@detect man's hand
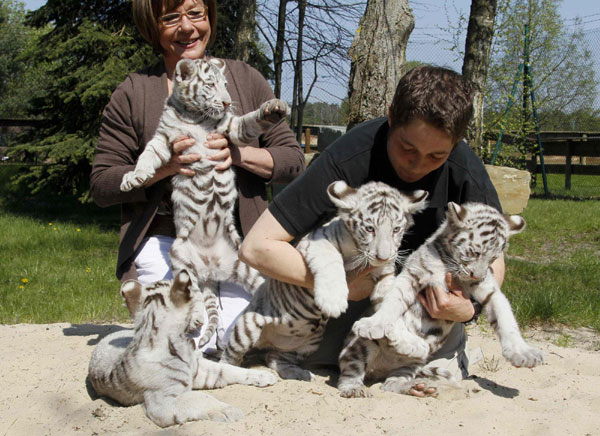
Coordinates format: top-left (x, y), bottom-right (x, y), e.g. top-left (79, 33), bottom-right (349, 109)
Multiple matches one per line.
top-left (346, 267), bottom-right (376, 301)
top-left (417, 273), bottom-right (474, 322)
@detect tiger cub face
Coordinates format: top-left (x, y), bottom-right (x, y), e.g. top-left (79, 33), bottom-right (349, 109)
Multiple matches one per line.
top-left (441, 202), bottom-right (525, 282)
top-left (327, 181), bottom-right (428, 270)
top-left (121, 271), bottom-right (202, 341)
top-left (173, 58), bottom-right (231, 120)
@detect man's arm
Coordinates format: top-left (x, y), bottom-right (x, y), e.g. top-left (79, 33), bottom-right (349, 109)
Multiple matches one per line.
top-left (239, 208), bottom-right (376, 300)
top-left (239, 209), bottom-right (314, 288)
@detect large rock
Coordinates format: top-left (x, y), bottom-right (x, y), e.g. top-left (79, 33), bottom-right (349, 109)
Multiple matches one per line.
top-left (485, 165), bottom-right (531, 214)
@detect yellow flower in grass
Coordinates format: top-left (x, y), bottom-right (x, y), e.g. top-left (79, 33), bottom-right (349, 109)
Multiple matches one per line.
top-left (19, 285), bottom-right (24, 289)
top-left (21, 278), bottom-right (29, 284)
top-left (86, 267), bottom-right (91, 273)
top-left (48, 222), bottom-right (52, 226)
top-left (77, 228), bottom-right (81, 232)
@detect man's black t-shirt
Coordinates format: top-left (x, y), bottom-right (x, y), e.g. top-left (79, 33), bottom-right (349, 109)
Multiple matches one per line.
top-left (270, 117), bottom-right (501, 256)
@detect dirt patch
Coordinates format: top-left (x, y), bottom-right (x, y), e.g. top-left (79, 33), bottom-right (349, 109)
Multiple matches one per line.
top-left (1, 323), bottom-right (598, 435)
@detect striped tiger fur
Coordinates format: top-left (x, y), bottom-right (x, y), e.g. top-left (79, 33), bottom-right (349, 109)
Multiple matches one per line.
top-left (220, 180), bottom-right (428, 381)
top-left (120, 58), bottom-right (288, 346)
top-left (88, 271), bottom-right (277, 428)
top-left (339, 202), bottom-right (545, 398)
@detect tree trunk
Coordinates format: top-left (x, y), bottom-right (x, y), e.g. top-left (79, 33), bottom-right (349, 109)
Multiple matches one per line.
top-left (346, 0), bottom-right (414, 130)
top-left (293, 0), bottom-right (307, 143)
top-left (273, 0), bottom-right (288, 98)
top-left (462, 0), bottom-right (497, 153)
top-left (233, 0), bottom-right (257, 63)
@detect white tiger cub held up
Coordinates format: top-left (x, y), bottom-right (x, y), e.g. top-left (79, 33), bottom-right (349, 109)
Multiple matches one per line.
top-left (339, 202), bottom-right (544, 398)
top-left (120, 58), bottom-right (289, 347)
top-left (88, 271), bottom-right (277, 428)
top-left (220, 181), bottom-right (428, 381)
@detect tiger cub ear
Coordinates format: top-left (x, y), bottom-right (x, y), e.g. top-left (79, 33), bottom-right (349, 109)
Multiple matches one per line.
top-left (406, 190), bottom-right (428, 213)
top-left (175, 58), bottom-right (196, 82)
top-left (504, 214), bottom-right (526, 235)
top-left (208, 58), bottom-right (226, 75)
top-left (170, 270), bottom-right (192, 307)
top-left (120, 280), bottom-right (144, 317)
top-left (446, 202), bottom-right (468, 226)
top-left (327, 180), bottom-right (357, 211)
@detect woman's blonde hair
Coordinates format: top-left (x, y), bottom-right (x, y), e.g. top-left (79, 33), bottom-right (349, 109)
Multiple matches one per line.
top-left (132, 0), bottom-right (217, 52)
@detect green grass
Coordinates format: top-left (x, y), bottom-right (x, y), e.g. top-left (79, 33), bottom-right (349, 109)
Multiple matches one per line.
top-left (502, 198), bottom-right (600, 331)
top-left (0, 164), bottom-right (599, 331)
top-left (0, 211), bottom-right (127, 323)
top-left (0, 165), bottom-right (127, 323)
top-left (531, 173), bottom-right (600, 199)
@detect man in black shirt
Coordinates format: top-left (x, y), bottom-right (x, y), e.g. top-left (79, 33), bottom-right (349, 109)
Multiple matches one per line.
top-left (239, 66), bottom-right (503, 395)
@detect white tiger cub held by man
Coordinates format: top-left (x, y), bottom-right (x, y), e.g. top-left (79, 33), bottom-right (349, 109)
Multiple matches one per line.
top-left (120, 57), bottom-right (289, 347)
top-left (339, 202), bottom-right (545, 398)
top-left (88, 271), bottom-right (277, 428)
top-left (221, 180), bottom-right (428, 381)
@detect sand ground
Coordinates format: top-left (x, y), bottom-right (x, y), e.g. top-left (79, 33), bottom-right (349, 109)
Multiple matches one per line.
top-left (1, 323), bottom-right (598, 436)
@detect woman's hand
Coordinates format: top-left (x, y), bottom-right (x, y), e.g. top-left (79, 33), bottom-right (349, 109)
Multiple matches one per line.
top-left (146, 136), bottom-right (201, 185)
top-left (168, 136), bottom-right (202, 176)
top-left (205, 133), bottom-right (233, 170)
top-left (417, 273), bottom-right (474, 322)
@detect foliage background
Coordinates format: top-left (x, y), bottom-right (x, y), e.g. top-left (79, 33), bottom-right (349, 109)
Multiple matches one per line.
top-left (0, 0), bottom-right (272, 200)
top-left (1, 0), bottom-right (599, 200)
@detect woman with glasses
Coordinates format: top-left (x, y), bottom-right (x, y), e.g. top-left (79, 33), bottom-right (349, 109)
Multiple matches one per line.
top-left (90, 0), bottom-right (304, 355)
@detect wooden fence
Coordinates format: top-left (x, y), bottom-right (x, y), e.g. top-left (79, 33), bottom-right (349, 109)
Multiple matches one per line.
top-left (493, 131), bottom-right (600, 191)
top-left (530, 137), bottom-right (600, 189)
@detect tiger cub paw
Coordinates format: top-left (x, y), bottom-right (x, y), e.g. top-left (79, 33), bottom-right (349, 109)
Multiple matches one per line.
top-left (503, 342), bottom-right (545, 368)
top-left (276, 366), bottom-right (315, 382)
top-left (386, 327), bottom-right (430, 360)
top-left (120, 170), bottom-right (151, 192)
top-left (338, 383), bottom-right (371, 398)
top-left (381, 377), bottom-right (438, 397)
top-left (244, 369), bottom-right (278, 387)
top-left (259, 99), bottom-right (289, 125)
top-left (352, 316), bottom-right (393, 340)
top-left (314, 286), bottom-right (348, 318)
top-left (204, 405), bottom-right (245, 423)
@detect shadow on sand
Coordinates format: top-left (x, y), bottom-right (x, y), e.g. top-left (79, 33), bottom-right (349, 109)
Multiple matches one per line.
top-left (62, 323), bottom-right (130, 346)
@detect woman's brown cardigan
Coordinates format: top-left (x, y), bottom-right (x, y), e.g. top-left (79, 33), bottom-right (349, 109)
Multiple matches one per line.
top-left (90, 59), bottom-right (305, 281)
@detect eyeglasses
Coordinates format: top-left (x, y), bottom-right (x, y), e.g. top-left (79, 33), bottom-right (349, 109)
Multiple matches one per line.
top-left (158, 5), bottom-right (207, 27)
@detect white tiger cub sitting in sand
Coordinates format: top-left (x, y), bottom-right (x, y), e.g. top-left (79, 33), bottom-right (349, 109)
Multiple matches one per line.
top-left (338, 202), bottom-right (545, 398)
top-left (88, 271), bottom-right (277, 428)
top-left (221, 181), bottom-right (428, 381)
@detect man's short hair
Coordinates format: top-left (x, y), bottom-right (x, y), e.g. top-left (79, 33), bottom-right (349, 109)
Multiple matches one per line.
top-left (389, 65), bottom-right (474, 143)
top-left (132, 0), bottom-right (217, 52)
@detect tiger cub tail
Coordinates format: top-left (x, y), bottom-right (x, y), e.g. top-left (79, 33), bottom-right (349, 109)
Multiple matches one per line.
top-left (229, 258), bottom-right (266, 295)
top-left (195, 263), bottom-right (265, 348)
top-left (194, 280), bottom-right (220, 348)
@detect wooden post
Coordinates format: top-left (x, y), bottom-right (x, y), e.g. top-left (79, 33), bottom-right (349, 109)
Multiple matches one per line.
top-left (530, 148), bottom-right (537, 176)
top-left (304, 128), bottom-right (311, 153)
top-left (565, 139), bottom-right (572, 190)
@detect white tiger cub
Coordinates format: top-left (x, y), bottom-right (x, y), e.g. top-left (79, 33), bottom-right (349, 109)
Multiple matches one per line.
top-left (120, 57), bottom-right (289, 346)
top-left (338, 202), bottom-right (545, 398)
top-left (88, 271), bottom-right (277, 428)
top-left (220, 181), bottom-right (428, 381)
